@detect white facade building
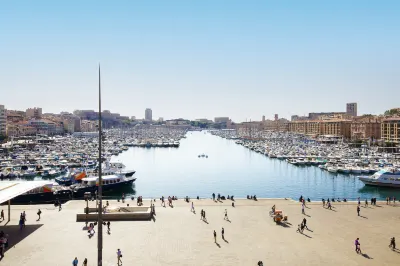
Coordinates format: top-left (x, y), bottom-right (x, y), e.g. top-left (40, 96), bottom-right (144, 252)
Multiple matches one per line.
top-left (0, 105), bottom-right (6, 136)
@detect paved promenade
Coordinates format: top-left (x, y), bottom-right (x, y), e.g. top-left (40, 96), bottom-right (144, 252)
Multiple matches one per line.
top-left (0, 198), bottom-right (399, 265)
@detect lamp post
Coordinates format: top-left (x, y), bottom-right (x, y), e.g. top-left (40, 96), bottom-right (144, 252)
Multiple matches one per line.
top-left (97, 65), bottom-right (103, 265)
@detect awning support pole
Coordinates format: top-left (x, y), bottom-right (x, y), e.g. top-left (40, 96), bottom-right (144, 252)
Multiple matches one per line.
top-left (8, 200), bottom-right (10, 223)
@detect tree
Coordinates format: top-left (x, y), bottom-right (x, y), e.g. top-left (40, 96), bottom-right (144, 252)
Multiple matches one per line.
top-left (384, 108), bottom-right (400, 116)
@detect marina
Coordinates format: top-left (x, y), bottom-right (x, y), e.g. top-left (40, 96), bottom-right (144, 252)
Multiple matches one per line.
top-left (1, 130), bottom-right (400, 203)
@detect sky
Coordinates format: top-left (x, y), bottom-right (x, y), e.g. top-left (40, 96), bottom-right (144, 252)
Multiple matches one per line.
top-left (0, 1), bottom-right (399, 122)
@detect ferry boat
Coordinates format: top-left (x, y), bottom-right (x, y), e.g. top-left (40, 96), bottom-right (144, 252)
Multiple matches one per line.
top-left (358, 168), bottom-right (400, 188)
top-left (71, 173), bottom-right (136, 197)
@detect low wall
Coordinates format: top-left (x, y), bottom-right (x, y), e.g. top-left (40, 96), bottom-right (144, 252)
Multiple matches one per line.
top-left (77, 207), bottom-right (152, 222)
top-left (83, 206), bottom-right (149, 213)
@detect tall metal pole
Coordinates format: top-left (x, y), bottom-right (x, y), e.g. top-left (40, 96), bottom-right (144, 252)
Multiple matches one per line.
top-left (97, 64), bottom-right (103, 266)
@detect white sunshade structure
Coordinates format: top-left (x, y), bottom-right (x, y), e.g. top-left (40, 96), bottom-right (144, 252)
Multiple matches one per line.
top-left (0, 181), bottom-right (50, 205)
top-left (0, 181), bottom-right (50, 222)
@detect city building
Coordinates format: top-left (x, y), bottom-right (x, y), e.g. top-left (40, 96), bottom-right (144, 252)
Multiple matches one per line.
top-left (347, 103), bottom-right (358, 117)
top-left (214, 117), bottom-right (230, 123)
top-left (350, 116), bottom-right (381, 140)
top-left (145, 108), bottom-right (152, 121)
top-left (26, 107), bottom-right (42, 119)
top-left (195, 118), bottom-right (213, 123)
top-left (308, 112), bottom-right (347, 120)
top-left (6, 110), bottom-right (25, 123)
top-left (6, 122), bottom-right (36, 137)
top-left (291, 115), bottom-right (308, 121)
top-left (319, 120), bottom-right (351, 139)
top-left (81, 120), bottom-right (98, 132)
top-left (381, 117), bottom-right (400, 143)
top-left (73, 110), bottom-right (98, 120)
top-left (0, 105), bottom-right (7, 137)
top-left (264, 118), bottom-right (289, 132)
top-left (27, 119), bottom-right (58, 135)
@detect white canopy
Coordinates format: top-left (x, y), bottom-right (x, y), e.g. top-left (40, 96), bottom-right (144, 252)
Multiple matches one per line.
top-left (0, 181), bottom-right (50, 204)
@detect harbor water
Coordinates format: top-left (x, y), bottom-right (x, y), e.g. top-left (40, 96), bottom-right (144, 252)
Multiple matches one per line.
top-left (112, 131), bottom-right (400, 200)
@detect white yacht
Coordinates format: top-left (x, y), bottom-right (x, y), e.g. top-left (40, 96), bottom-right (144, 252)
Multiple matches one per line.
top-left (358, 168), bottom-right (400, 187)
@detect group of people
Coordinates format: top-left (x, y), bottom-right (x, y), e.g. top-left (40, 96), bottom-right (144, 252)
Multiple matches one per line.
top-left (246, 195), bottom-right (257, 200)
top-left (19, 211), bottom-right (26, 230)
top-left (200, 209), bottom-right (207, 222)
top-left (72, 257), bottom-right (87, 266)
top-left (386, 197), bottom-right (397, 205)
top-left (321, 199), bottom-right (333, 210)
top-left (213, 228), bottom-right (226, 242)
top-left (298, 196), bottom-right (311, 203)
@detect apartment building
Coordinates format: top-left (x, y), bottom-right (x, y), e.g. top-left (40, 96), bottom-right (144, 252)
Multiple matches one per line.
top-left (26, 107), bottom-right (42, 118)
top-left (320, 120), bottom-right (351, 138)
top-left (381, 117), bottom-right (400, 143)
top-left (350, 116), bottom-right (381, 140)
top-left (6, 122), bottom-right (37, 136)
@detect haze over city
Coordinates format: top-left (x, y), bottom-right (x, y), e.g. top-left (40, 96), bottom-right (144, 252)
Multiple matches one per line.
top-left (1, 0), bottom-right (399, 121)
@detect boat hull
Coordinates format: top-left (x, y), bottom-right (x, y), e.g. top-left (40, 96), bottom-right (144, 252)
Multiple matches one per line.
top-left (73, 178), bottom-right (136, 197)
top-left (10, 190), bottom-right (73, 205)
top-left (360, 179), bottom-right (400, 188)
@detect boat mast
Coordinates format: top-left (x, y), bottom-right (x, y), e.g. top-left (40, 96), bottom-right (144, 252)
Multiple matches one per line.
top-left (97, 64), bottom-right (103, 265)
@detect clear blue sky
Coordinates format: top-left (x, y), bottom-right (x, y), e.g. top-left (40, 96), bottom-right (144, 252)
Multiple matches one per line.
top-left (1, 0), bottom-right (399, 122)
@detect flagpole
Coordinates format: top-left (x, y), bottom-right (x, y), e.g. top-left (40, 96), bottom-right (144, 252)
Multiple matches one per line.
top-left (97, 64), bottom-right (103, 266)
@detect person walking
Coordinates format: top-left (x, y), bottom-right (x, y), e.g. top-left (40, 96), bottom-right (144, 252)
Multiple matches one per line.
top-left (221, 227), bottom-right (225, 240)
top-left (117, 248), bottom-right (122, 265)
top-left (107, 221), bottom-right (111, 234)
top-left (302, 218), bottom-right (308, 230)
top-left (301, 203), bottom-right (305, 214)
top-left (72, 257), bottom-right (78, 266)
top-left (386, 197), bottom-right (389, 205)
top-left (1, 210), bottom-right (4, 221)
top-left (355, 238), bottom-right (361, 254)
top-left (322, 199), bottom-right (325, 207)
top-left (22, 211), bottom-right (26, 227)
top-left (224, 209), bottom-right (228, 221)
top-left (37, 209), bottom-right (41, 221)
top-left (357, 206), bottom-right (360, 216)
top-left (191, 202), bottom-right (195, 213)
top-left (212, 193), bottom-right (215, 201)
top-left (327, 202), bottom-right (332, 210)
top-left (213, 230), bottom-right (217, 243)
top-left (203, 210), bottom-right (207, 222)
top-left (365, 199), bottom-right (368, 208)
top-left (82, 258), bottom-right (87, 266)
top-left (389, 237), bottom-right (396, 250)
top-left (200, 209), bottom-right (204, 220)
top-left (58, 200), bottom-right (62, 211)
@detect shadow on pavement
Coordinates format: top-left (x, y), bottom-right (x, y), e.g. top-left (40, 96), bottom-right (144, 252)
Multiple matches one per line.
top-left (362, 253), bottom-right (373, 259)
top-left (0, 224), bottom-right (43, 252)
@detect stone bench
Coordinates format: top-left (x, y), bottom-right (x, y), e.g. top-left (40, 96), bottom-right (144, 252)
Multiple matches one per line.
top-left (77, 207), bottom-right (152, 222)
